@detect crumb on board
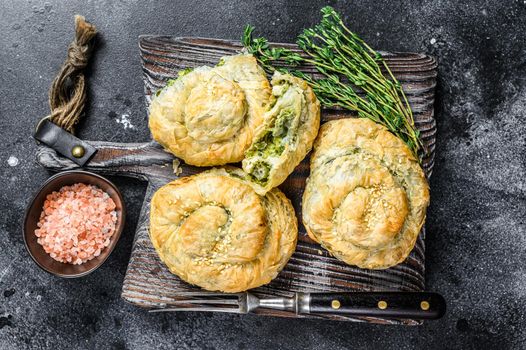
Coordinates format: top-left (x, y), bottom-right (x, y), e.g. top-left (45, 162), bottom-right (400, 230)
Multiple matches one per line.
top-left (173, 159), bottom-right (182, 176)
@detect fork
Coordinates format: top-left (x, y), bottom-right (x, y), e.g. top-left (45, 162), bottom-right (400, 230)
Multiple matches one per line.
top-left (149, 291), bottom-right (446, 320)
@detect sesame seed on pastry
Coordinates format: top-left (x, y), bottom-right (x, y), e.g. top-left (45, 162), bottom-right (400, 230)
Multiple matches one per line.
top-left (149, 54), bottom-right (271, 166)
top-left (302, 118), bottom-right (429, 269)
top-left (149, 167), bottom-right (298, 292)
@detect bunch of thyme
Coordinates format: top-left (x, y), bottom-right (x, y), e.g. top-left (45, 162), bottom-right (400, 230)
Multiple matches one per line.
top-left (242, 6), bottom-right (423, 159)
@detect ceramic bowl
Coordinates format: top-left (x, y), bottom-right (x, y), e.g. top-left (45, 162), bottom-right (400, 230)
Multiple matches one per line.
top-left (23, 170), bottom-right (125, 278)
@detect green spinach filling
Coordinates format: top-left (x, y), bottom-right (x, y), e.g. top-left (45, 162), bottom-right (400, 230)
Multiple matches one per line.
top-left (224, 168), bottom-right (245, 181)
top-left (154, 68), bottom-right (194, 97)
top-left (246, 106), bottom-right (295, 185)
top-left (248, 161), bottom-right (271, 185)
top-left (247, 108), bottom-right (293, 158)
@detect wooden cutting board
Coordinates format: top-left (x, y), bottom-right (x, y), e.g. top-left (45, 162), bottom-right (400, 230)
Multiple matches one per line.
top-left (36, 36), bottom-right (437, 325)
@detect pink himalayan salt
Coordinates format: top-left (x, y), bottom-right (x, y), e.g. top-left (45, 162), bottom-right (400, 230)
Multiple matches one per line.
top-left (34, 183), bottom-right (117, 265)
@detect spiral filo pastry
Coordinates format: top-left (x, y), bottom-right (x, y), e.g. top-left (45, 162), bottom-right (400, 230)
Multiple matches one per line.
top-left (149, 54), bottom-right (271, 166)
top-left (302, 118), bottom-right (430, 269)
top-left (243, 72), bottom-right (320, 194)
top-left (149, 167), bottom-right (298, 292)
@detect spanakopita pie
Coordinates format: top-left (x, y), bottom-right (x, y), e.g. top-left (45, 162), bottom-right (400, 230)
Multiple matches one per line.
top-left (242, 72), bottom-right (320, 195)
top-left (302, 118), bottom-right (430, 270)
top-left (149, 54), bottom-right (271, 166)
top-left (149, 167), bottom-right (298, 292)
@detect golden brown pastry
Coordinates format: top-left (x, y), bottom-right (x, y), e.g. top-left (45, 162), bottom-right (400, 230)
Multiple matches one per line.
top-left (242, 72), bottom-right (320, 195)
top-left (149, 167), bottom-right (298, 292)
top-left (148, 54), bottom-right (271, 166)
top-left (302, 118), bottom-right (430, 269)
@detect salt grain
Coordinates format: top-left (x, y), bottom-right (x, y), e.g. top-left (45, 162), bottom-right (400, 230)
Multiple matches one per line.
top-left (115, 114), bottom-right (135, 130)
top-left (7, 156), bottom-right (19, 167)
top-left (34, 183), bottom-right (117, 265)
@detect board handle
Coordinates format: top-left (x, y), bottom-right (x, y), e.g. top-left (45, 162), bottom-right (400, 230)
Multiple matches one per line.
top-left (305, 292), bottom-right (446, 320)
top-left (36, 140), bottom-right (175, 180)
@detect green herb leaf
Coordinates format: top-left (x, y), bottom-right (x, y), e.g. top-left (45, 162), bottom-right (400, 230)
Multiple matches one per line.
top-left (241, 6), bottom-right (424, 160)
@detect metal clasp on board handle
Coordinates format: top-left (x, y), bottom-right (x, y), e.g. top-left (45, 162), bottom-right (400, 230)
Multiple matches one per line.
top-left (33, 115), bottom-right (97, 166)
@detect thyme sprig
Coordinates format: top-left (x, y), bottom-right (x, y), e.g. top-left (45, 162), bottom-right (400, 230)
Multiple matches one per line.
top-left (242, 6), bottom-right (423, 159)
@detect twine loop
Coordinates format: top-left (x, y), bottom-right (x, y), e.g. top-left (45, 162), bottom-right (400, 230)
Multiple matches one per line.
top-left (47, 15), bottom-right (97, 134)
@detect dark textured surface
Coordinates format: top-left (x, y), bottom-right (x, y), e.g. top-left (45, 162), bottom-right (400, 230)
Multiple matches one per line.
top-left (0, 0), bottom-right (525, 349)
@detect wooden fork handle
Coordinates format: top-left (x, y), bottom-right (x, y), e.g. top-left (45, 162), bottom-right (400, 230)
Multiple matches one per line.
top-left (303, 292), bottom-right (446, 320)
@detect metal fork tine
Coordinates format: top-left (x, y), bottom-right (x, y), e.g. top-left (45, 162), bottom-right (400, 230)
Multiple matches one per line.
top-left (147, 291), bottom-right (245, 313)
top-left (167, 299), bottom-right (239, 305)
top-left (174, 292), bottom-right (240, 297)
top-left (149, 307), bottom-right (241, 313)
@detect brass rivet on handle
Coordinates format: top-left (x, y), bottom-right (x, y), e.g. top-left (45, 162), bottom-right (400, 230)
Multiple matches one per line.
top-left (420, 301), bottom-right (430, 311)
top-left (377, 300), bottom-right (388, 309)
top-left (331, 300), bottom-right (341, 309)
top-left (71, 145), bottom-right (85, 158)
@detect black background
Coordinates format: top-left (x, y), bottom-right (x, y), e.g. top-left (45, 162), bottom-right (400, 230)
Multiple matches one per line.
top-left (1, 1), bottom-right (525, 349)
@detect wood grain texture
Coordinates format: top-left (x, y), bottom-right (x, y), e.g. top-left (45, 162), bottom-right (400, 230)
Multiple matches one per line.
top-left (36, 36), bottom-right (437, 325)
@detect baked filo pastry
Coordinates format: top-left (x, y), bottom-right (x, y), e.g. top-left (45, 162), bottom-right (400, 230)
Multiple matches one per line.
top-left (242, 72), bottom-right (320, 195)
top-left (149, 54), bottom-right (271, 166)
top-left (302, 118), bottom-right (430, 269)
top-left (149, 167), bottom-right (298, 292)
